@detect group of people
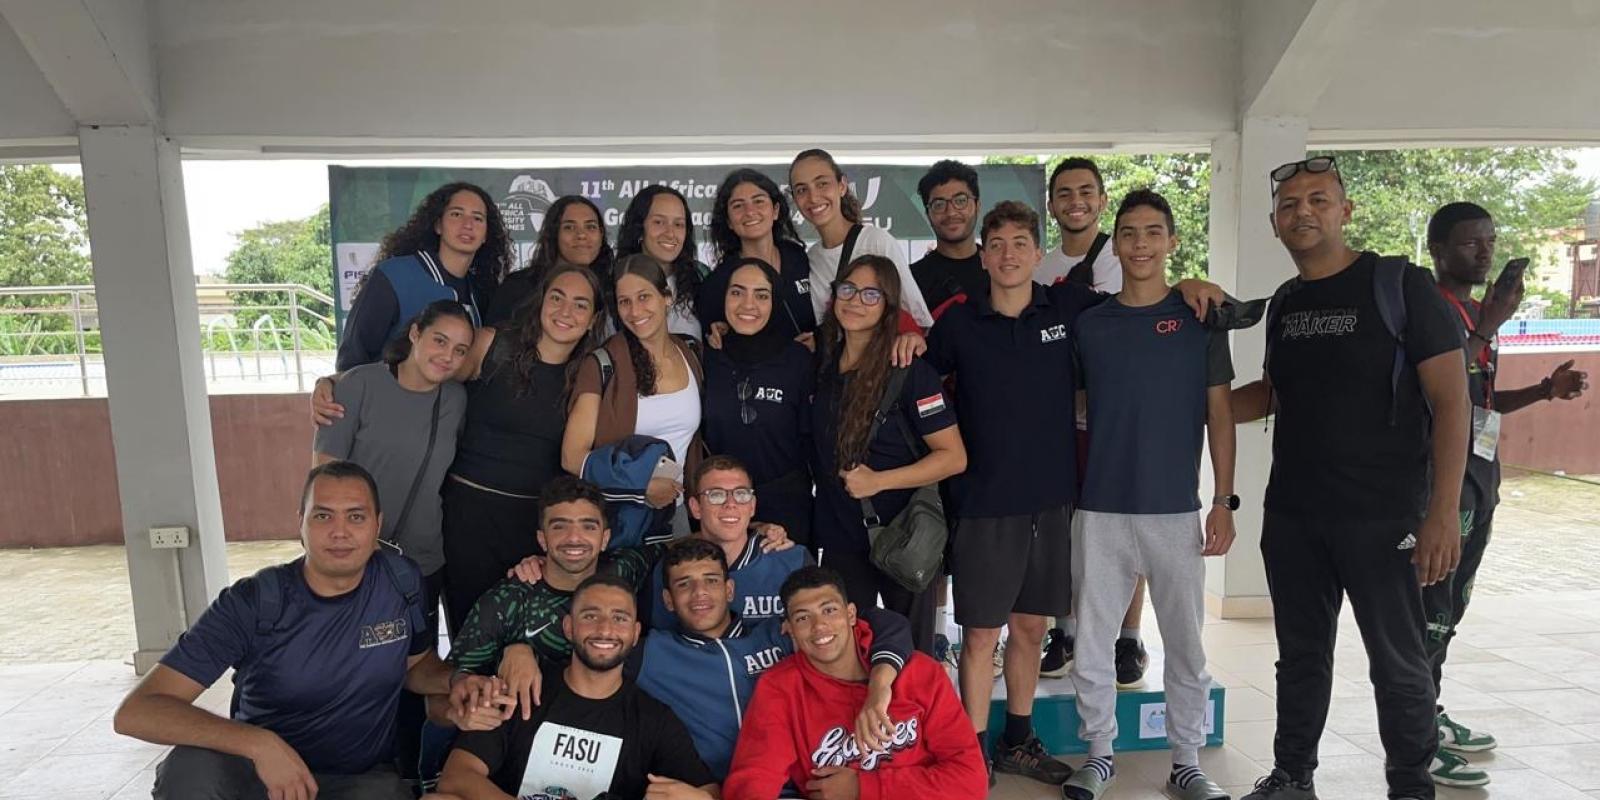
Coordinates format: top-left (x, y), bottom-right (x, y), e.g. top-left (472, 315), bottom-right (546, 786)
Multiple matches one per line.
top-left (109, 149), bottom-right (1588, 800)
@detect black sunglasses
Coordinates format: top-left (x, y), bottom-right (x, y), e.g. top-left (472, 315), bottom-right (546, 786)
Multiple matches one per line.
top-left (1270, 156), bottom-right (1341, 193)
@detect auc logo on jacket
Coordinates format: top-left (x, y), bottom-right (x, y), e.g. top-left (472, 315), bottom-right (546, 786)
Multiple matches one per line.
top-left (811, 716), bottom-right (920, 770)
top-left (742, 645), bottom-right (785, 675)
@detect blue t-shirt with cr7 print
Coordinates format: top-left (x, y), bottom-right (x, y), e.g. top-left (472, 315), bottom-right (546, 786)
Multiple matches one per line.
top-left (159, 553), bottom-right (430, 774)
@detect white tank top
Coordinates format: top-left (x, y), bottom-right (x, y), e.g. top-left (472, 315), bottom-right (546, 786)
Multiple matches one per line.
top-left (635, 358), bottom-right (701, 468)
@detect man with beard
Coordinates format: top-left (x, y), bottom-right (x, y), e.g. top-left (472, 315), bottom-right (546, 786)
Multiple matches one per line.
top-left (909, 160), bottom-right (989, 318)
top-left (437, 574), bottom-right (717, 800)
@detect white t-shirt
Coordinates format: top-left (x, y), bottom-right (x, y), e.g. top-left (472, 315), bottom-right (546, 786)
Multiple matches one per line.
top-left (806, 224), bottom-right (934, 328)
top-left (1036, 237), bottom-right (1123, 292)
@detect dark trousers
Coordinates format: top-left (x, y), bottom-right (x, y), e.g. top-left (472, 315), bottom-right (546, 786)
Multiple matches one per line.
top-left (1422, 504), bottom-right (1495, 701)
top-left (441, 479), bottom-right (543, 638)
top-left (393, 569), bottom-right (445, 783)
top-left (153, 746), bottom-right (412, 800)
top-left (1262, 512), bottom-right (1437, 800)
top-left (820, 547), bottom-right (937, 655)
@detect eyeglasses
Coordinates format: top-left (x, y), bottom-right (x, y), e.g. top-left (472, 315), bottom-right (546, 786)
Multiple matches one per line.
top-left (736, 378), bottom-right (758, 425)
top-left (926, 193), bottom-right (974, 215)
top-left (699, 487), bottom-right (755, 506)
top-left (1269, 156), bottom-right (1341, 194)
top-left (832, 281), bottom-right (884, 306)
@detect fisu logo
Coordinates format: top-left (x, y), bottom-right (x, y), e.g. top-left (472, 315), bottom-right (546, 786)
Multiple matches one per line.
top-left (1039, 324), bottom-right (1068, 343)
top-left (1155, 318), bottom-right (1183, 335)
top-left (811, 717), bottom-right (920, 770)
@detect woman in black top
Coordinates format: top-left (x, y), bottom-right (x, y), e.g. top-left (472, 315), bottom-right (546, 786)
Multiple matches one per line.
top-left (702, 257), bottom-right (816, 545)
top-left (810, 254), bottom-right (966, 652)
top-left (484, 195), bottom-right (614, 325)
top-left (441, 264), bottom-right (605, 634)
top-left (699, 169), bottom-right (816, 340)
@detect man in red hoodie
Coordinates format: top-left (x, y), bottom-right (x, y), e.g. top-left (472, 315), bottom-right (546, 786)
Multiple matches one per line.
top-left (723, 566), bottom-right (988, 800)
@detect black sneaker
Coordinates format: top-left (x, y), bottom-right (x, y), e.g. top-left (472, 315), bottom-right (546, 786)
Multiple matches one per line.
top-left (993, 734), bottom-right (1073, 785)
top-left (1240, 769), bottom-right (1317, 799)
top-left (1040, 628), bottom-right (1073, 678)
top-left (1114, 637), bottom-right (1148, 688)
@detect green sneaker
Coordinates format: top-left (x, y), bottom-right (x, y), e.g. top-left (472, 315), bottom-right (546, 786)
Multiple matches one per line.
top-left (1430, 748), bottom-right (1489, 788)
top-left (1438, 711), bottom-right (1497, 753)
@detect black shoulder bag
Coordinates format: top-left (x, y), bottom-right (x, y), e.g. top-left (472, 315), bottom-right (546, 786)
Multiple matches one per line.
top-left (858, 367), bottom-right (947, 592)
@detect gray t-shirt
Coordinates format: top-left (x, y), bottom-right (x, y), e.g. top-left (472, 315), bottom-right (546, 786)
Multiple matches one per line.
top-left (313, 363), bottom-right (466, 575)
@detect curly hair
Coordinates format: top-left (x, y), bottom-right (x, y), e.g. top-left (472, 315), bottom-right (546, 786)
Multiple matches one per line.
top-left (523, 195), bottom-right (614, 285)
top-left (376, 182), bottom-right (514, 302)
top-left (789, 149), bottom-right (862, 224)
top-left (612, 253), bottom-right (675, 397)
top-left (615, 185), bottom-right (701, 315)
top-left (816, 254), bottom-right (902, 469)
top-left (505, 263), bottom-right (606, 399)
top-left (709, 168), bottom-right (804, 262)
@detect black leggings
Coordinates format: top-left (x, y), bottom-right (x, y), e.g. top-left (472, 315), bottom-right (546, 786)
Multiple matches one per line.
top-left (440, 479), bottom-right (543, 639)
top-left (819, 547), bottom-right (937, 655)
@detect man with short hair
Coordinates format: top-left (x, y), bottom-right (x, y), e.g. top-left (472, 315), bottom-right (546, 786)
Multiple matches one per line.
top-left (723, 566), bottom-right (990, 800)
top-left (437, 574), bottom-right (718, 800)
top-left (1421, 201), bottom-right (1589, 788)
top-left (1234, 156), bottom-right (1470, 800)
top-left (114, 461), bottom-right (497, 800)
top-left (910, 159), bottom-right (989, 317)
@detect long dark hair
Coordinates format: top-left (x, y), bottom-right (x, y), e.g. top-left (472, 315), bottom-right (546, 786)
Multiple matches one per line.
top-left (381, 299), bottom-right (474, 369)
top-left (709, 169), bottom-right (804, 262)
top-left (789, 149), bottom-right (862, 224)
top-left (377, 182), bottom-right (513, 302)
top-left (523, 195), bottom-right (614, 283)
top-left (817, 255), bottom-right (901, 468)
top-left (505, 263), bottom-right (606, 398)
top-left (616, 185), bottom-right (701, 315)
top-left (612, 253), bottom-right (675, 397)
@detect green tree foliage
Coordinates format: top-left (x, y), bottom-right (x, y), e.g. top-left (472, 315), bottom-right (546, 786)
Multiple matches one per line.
top-left (0, 165), bottom-right (91, 288)
top-left (222, 204), bottom-right (335, 330)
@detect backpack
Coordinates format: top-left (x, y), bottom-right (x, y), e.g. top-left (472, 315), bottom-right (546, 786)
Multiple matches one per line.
top-left (1263, 255), bottom-right (1415, 426)
top-left (1063, 232), bottom-right (1112, 287)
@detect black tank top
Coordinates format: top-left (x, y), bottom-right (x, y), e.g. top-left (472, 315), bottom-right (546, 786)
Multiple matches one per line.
top-left (450, 334), bottom-right (568, 496)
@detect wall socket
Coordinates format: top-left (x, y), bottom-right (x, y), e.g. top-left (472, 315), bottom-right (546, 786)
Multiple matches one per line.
top-left (149, 526), bottom-right (190, 549)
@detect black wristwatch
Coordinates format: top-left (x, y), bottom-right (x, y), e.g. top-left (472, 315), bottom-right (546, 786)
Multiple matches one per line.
top-left (1213, 494), bottom-right (1240, 511)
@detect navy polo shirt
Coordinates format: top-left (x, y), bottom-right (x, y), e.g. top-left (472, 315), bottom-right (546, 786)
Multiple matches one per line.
top-left (1075, 290), bottom-right (1234, 514)
top-left (924, 282), bottom-right (1103, 518)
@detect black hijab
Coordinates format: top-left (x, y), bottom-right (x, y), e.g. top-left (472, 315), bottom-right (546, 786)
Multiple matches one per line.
top-left (721, 257), bottom-right (794, 365)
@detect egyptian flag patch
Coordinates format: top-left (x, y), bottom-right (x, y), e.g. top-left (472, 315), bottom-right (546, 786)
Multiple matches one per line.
top-left (915, 393), bottom-right (946, 418)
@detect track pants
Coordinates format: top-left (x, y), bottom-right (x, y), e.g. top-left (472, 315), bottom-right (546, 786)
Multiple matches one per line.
top-left (1421, 504), bottom-right (1494, 704)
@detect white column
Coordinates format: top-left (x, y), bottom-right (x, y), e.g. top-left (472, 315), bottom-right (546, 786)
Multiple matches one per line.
top-left (1203, 116), bottom-right (1307, 619)
top-left (78, 125), bottom-right (229, 672)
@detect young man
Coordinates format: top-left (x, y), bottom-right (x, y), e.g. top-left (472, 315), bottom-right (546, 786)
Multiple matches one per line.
top-left (113, 461), bottom-right (497, 800)
top-left (646, 455), bottom-right (812, 630)
top-left (1234, 157), bottom-right (1471, 800)
top-left (436, 574), bottom-right (718, 800)
top-left (910, 159), bottom-right (989, 317)
top-left (1034, 157), bottom-right (1147, 685)
top-left (1422, 202), bottom-right (1589, 788)
top-left (1061, 190), bottom-right (1236, 800)
top-left (634, 537), bottom-right (912, 780)
top-left (723, 566), bottom-right (989, 800)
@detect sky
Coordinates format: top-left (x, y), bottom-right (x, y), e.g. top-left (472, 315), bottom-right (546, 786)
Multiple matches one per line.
top-left (57, 147), bottom-right (1600, 275)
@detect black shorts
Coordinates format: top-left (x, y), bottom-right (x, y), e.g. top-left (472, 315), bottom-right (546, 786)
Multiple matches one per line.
top-left (950, 504), bottom-right (1073, 628)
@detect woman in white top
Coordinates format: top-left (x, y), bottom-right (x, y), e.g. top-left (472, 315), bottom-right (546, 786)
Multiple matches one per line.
top-left (616, 184), bottom-right (705, 340)
top-left (789, 148), bottom-right (934, 329)
top-left (563, 254), bottom-right (704, 530)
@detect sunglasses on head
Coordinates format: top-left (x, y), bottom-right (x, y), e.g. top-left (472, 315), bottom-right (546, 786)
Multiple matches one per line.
top-left (1270, 156), bottom-right (1341, 193)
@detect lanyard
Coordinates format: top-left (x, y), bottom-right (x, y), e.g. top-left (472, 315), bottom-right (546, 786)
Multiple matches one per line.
top-left (1438, 287), bottom-right (1495, 408)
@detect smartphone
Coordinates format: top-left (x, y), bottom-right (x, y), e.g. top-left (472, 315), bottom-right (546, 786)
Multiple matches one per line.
top-left (1495, 257), bottom-right (1530, 292)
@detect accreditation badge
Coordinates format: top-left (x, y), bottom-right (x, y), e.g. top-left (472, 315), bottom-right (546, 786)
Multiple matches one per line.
top-left (1471, 405), bottom-right (1501, 462)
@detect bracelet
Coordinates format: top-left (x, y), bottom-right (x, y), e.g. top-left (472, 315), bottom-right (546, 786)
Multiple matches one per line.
top-left (1541, 377), bottom-right (1555, 401)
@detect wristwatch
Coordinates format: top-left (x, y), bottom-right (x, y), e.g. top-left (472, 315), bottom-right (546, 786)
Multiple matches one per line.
top-left (1213, 494), bottom-right (1241, 511)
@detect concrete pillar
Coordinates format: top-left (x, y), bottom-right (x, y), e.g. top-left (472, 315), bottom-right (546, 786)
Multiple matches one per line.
top-left (78, 125), bottom-right (228, 672)
top-left (1203, 116), bottom-right (1308, 619)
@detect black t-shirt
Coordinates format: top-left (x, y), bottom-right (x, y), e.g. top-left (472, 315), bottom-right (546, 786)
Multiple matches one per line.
top-left (1264, 253), bottom-right (1463, 520)
top-left (450, 335), bottom-right (568, 496)
top-left (698, 240), bottom-right (817, 339)
top-left (910, 249), bottom-right (987, 316)
top-left (809, 357), bottom-right (956, 553)
top-left (702, 342), bottom-right (816, 539)
top-left (1440, 291), bottom-right (1501, 509)
top-left (454, 665), bottom-right (712, 799)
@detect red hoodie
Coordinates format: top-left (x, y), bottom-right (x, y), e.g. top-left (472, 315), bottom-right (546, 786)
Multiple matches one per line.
top-left (722, 620), bottom-right (988, 800)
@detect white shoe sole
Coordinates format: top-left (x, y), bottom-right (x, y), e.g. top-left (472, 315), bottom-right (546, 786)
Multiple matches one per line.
top-left (1441, 740), bottom-right (1497, 754)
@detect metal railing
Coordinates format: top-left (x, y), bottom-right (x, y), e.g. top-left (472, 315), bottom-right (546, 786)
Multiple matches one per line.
top-left (0, 283), bottom-right (336, 398)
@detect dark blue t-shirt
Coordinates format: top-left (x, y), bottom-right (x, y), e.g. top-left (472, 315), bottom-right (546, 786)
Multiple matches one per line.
top-left (809, 357), bottom-right (956, 554)
top-left (160, 554), bottom-right (430, 774)
top-left (1075, 290), bottom-right (1234, 514)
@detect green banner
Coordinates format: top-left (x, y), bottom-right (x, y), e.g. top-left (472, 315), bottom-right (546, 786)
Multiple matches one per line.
top-left (328, 164), bottom-right (1045, 332)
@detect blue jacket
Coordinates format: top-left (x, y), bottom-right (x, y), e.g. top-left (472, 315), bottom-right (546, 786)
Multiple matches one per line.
top-left (631, 608), bottom-right (912, 780)
top-left (648, 533), bottom-right (811, 631)
top-left (582, 435), bottom-right (676, 550)
top-left (337, 251), bottom-right (482, 370)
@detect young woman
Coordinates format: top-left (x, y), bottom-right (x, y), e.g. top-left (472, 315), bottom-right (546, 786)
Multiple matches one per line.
top-left (616, 184), bottom-right (704, 339)
top-left (563, 254), bottom-right (704, 537)
top-left (700, 168), bottom-right (816, 340)
top-left (314, 299), bottom-right (475, 620)
top-left (702, 257), bottom-right (816, 545)
top-left (484, 195), bottom-right (613, 325)
top-left (337, 182), bottom-right (513, 370)
top-left (789, 149), bottom-right (934, 330)
top-left (811, 254), bottom-right (966, 652)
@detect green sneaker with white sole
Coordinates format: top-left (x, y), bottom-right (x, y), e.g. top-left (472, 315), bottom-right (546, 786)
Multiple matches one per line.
top-left (1438, 711), bottom-right (1497, 753)
top-left (1429, 747), bottom-right (1489, 788)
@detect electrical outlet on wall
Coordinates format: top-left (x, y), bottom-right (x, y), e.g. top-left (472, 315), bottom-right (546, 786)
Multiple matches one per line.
top-left (149, 526), bottom-right (190, 549)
